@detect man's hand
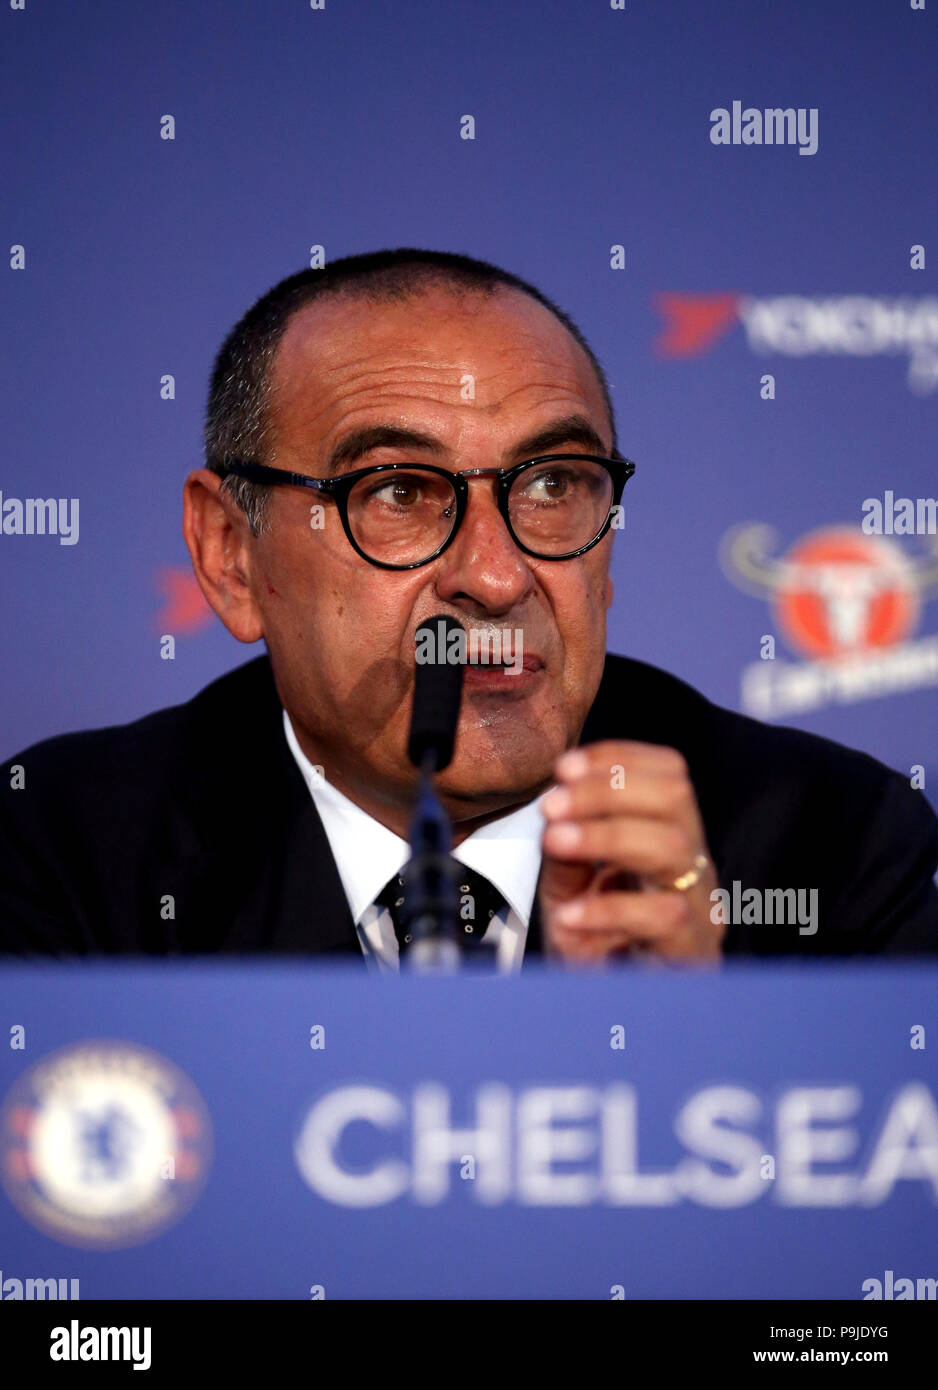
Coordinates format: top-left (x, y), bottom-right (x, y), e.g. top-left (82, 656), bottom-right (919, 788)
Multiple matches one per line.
top-left (538, 741), bottom-right (723, 963)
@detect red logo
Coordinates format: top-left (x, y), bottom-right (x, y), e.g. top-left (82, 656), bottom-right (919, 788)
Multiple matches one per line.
top-left (721, 524), bottom-right (938, 661)
top-left (154, 567), bottom-right (212, 633)
top-left (653, 293), bottom-right (741, 357)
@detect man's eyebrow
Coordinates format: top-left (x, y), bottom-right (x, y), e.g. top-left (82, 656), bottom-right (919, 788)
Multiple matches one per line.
top-left (324, 413), bottom-right (611, 475)
top-left (505, 415), bottom-right (610, 463)
top-left (326, 426), bottom-right (441, 474)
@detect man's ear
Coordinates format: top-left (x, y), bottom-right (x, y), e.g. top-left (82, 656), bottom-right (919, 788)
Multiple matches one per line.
top-left (182, 469), bottom-right (265, 643)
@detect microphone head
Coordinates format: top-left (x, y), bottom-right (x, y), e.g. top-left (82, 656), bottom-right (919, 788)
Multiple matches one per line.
top-left (407, 615), bottom-right (466, 772)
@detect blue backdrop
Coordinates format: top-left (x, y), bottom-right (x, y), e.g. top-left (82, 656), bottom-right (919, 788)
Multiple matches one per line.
top-left (1, 0), bottom-right (936, 808)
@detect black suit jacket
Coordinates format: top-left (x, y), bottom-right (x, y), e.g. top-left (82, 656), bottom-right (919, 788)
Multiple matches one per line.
top-left (1, 652), bottom-right (936, 958)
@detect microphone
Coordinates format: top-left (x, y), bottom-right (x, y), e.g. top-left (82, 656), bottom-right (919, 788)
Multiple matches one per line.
top-left (401, 616), bottom-right (466, 971)
top-left (407, 615), bottom-right (466, 773)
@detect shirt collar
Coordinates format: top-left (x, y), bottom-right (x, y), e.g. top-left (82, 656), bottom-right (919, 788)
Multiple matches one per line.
top-left (282, 709), bottom-right (548, 926)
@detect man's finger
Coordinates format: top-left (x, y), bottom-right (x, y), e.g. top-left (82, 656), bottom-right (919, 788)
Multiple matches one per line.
top-left (543, 815), bottom-right (695, 879)
top-left (552, 889), bottom-right (691, 934)
top-left (557, 741), bottom-right (689, 781)
top-left (543, 768), bottom-right (698, 825)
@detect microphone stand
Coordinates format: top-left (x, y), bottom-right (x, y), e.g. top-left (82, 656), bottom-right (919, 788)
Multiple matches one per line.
top-left (402, 752), bottom-right (463, 973)
top-left (401, 615), bottom-right (467, 973)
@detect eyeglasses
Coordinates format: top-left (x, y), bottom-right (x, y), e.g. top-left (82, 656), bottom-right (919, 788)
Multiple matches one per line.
top-left (221, 453), bottom-right (636, 570)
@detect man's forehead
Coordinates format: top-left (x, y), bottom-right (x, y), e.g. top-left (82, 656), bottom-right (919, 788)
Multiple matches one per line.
top-left (267, 285), bottom-right (610, 454)
top-left (272, 285), bottom-right (601, 397)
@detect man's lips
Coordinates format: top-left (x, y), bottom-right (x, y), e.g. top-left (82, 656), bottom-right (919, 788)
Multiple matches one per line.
top-left (461, 653), bottom-right (545, 689)
top-left (465, 654), bottom-right (544, 672)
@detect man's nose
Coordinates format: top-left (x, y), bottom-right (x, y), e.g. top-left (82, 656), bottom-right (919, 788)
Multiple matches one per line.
top-left (433, 476), bottom-right (535, 615)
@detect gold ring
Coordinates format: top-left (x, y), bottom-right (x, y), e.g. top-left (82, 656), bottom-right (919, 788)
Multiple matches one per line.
top-left (669, 853), bottom-right (711, 893)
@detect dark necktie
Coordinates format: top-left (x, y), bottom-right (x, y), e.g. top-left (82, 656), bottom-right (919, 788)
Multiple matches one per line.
top-left (375, 861), bottom-right (506, 965)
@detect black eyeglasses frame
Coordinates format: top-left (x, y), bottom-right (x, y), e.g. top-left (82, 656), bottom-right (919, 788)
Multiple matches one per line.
top-left (220, 452), bottom-right (636, 570)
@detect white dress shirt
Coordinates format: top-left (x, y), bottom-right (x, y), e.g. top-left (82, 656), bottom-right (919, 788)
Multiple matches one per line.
top-left (282, 710), bottom-right (550, 973)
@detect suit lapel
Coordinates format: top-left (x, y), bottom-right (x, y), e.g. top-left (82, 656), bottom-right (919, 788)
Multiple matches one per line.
top-left (262, 727), bottom-right (363, 956)
top-left (178, 655), bottom-right (362, 958)
top-left (523, 889), bottom-right (544, 963)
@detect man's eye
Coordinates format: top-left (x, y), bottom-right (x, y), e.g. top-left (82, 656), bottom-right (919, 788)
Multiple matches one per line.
top-left (520, 469), bottom-right (573, 501)
top-left (369, 479), bottom-right (422, 506)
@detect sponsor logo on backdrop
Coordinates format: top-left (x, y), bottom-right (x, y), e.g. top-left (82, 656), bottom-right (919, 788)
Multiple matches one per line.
top-left (721, 524), bottom-right (938, 719)
top-left (0, 1041), bottom-right (212, 1248)
top-left (654, 293), bottom-right (938, 394)
top-left (154, 566), bottom-right (213, 633)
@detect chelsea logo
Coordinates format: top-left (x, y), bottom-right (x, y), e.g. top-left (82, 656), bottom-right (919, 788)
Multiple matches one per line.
top-left (0, 1040), bottom-right (212, 1249)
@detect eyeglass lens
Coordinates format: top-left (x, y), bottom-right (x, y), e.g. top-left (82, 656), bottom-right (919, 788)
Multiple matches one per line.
top-left (345, 459), bottom-right (614, 565)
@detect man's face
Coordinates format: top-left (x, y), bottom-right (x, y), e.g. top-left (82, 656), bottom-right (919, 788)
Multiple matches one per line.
top-left (237, 285), bottom-right (616, 823)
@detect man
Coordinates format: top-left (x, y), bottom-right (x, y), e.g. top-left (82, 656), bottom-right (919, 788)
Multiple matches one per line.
top-left (1, 248), bottom-right (936, 963)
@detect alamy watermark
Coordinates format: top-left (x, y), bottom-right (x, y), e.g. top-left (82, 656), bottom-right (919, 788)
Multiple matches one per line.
top-left (1, 1268), bottom-right (79, 1299)
top-left (415, 620), bottom-right (524, 675)
top-left (710, 882), bottom-right (818, 935)
top-left (50, 1322), bottom-right (151, 1370)
top-left (862, 1270), bottom-right (936, 1300)
top-left (0, 493), bottom-right (79, 545)
top-left (861, 492), bottom-right (937, 535)
top-left (710, 101), bottom-right (818, 156)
